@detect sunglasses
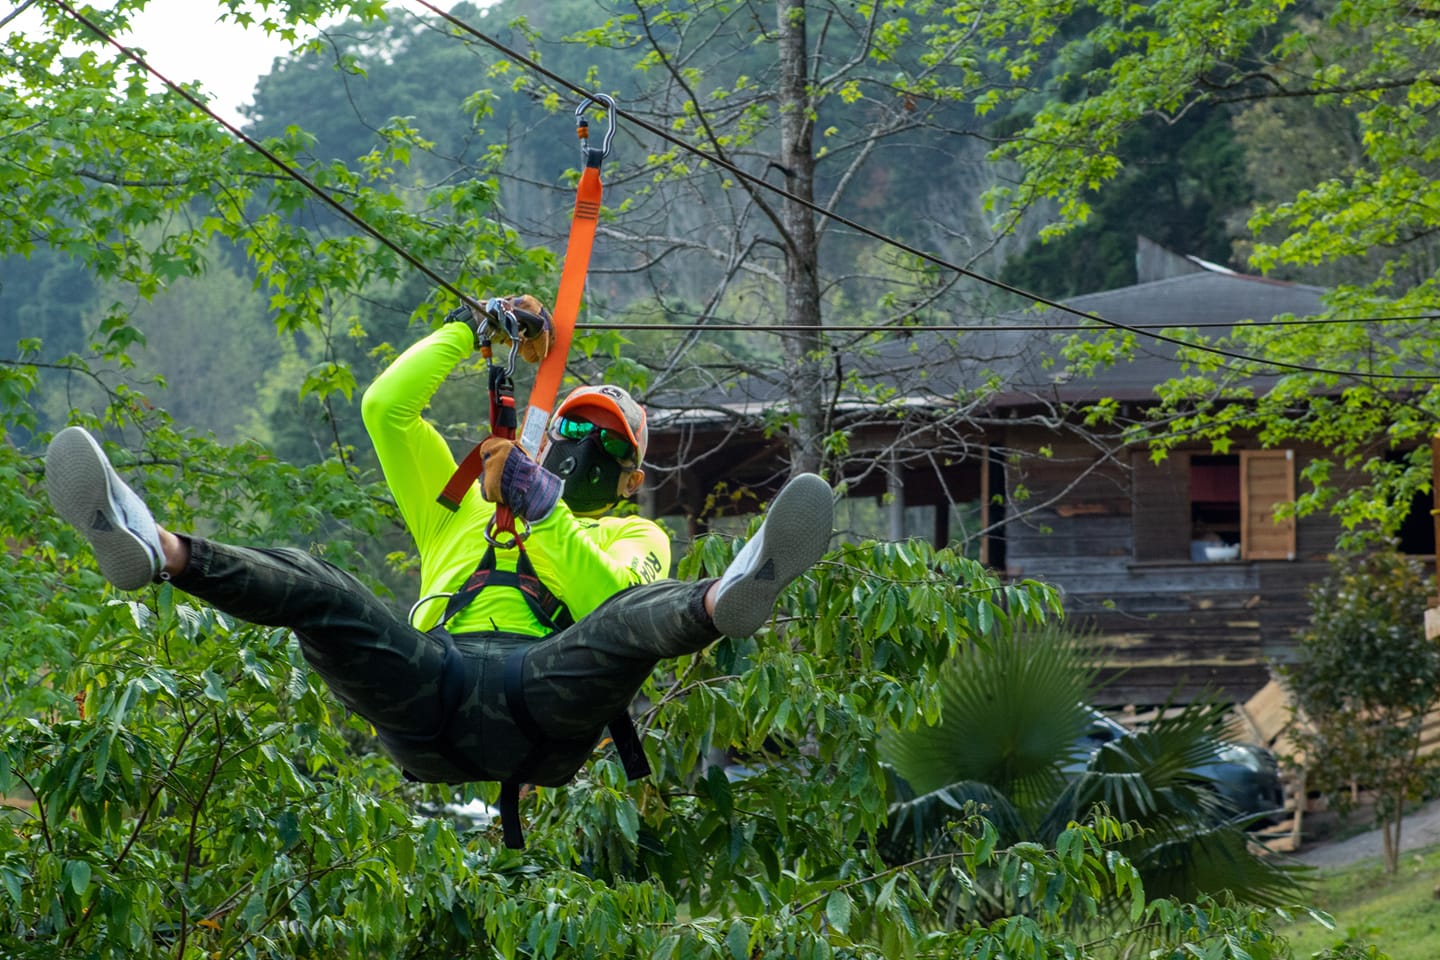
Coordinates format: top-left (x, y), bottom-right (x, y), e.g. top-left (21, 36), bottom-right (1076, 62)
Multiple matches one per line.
top-left (552, 416), bottom-right (637, 464)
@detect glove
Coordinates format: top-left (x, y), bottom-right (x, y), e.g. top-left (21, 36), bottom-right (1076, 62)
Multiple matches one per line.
top-left (479, 436), bottom-right (562, 522)
top-left (466, 294), bottom-right (553, 364)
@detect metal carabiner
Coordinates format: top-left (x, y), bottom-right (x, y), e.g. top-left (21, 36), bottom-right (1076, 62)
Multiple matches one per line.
top-left (480, 297), bottom-right (523, 376)
top-left (484, 512), bottom-right (531, 549)
top-left (575, 93), bottom-right (616, 167)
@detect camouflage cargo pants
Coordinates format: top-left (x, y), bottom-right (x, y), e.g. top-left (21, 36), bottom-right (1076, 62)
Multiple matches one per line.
top-left (170, 537), bottom-right (718, 784)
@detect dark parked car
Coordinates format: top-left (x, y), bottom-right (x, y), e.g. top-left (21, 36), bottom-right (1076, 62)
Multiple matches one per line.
top-left (1069, 708), bottom-right (1287, 822)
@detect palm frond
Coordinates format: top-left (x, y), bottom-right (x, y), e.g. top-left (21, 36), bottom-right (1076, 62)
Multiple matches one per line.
top-left (879, 620), bottom-right (1099, 824)
top-left (878, 623), bottom-right (1305, 925)
top-left (1127, 818), bottom-right (1311, 908)
top-left (879, 779), bottom-right (1027, 865)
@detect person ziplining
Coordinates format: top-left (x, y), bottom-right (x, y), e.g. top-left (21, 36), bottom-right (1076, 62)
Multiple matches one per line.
top-left (44, 294), bottom-right (834, 848)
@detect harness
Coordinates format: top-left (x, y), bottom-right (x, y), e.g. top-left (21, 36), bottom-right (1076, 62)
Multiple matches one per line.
top-left (388, 543), bottom-right (651, 850)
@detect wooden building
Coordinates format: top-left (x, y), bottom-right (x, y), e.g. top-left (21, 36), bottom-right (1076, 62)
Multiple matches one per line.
top-left (642, 241), bottom-right (1434, 708)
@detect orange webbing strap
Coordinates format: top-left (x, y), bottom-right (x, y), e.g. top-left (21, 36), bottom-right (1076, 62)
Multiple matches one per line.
top-left (437, 97), bottom-right (610, 510)
top-left (434, 166), bottom-right (601, 509)
top-left (515, 162), bottom-right (599, 457)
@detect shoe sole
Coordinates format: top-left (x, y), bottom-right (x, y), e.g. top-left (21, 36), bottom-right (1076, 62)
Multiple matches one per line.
top-left (712, 473), bottom-right (834, 637)
top-left (46, 427), bottom-right (161, 590)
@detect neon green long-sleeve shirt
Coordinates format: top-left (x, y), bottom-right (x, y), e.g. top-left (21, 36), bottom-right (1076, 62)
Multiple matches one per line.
top-left (360, 322), bottom-right (671, 637)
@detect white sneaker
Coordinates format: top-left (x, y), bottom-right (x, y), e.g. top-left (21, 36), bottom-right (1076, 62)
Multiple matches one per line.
top-left (46, 427), bottom-right (164, 590)
top-left (711, 473), bottom-right (834, 637)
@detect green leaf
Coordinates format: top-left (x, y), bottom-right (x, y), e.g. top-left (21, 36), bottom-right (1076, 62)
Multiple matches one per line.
top-left (1, 868), bottom-right (23, 907)
top-left (67, 860), bottom-right (91, 896)
top-left (825, 889), bottom-right (852, 934)
top-left (725, 919), bottom-right (749, 960)
top-left (277, 809), bottom-right (302, 850)
top-left (394, 833), bottom-right (414, 873)
top-left (704, 765), bottom-right (734, 820)
top-left (616, 798), bottom-right (639, 844)
top-left (202, 669), bottom-right (228, 703)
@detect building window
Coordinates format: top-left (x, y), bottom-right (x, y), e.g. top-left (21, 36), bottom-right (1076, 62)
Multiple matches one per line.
top-left (1134, 449), bottom-right (1295, 562)
top-left (1383, 448), bottom-right (1436, 556)
top-left (1190, 455), bottom-right (1240, 561)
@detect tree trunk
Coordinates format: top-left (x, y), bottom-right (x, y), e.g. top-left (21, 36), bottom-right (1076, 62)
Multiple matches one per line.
top-left (775, 0), bottom-right (827, 477)
top-left (1384, 780), bottom-right (1405, 874)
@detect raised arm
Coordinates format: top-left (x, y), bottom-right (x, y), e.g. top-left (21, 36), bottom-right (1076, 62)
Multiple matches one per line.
top-left (360, 323), bottom-right (489, 548)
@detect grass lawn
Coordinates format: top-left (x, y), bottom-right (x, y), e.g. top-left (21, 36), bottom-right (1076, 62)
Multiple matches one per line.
top-left (1280, 845), bottom-right (1440, 959)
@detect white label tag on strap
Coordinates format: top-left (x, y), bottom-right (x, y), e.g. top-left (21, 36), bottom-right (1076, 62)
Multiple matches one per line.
top-left (517, 406), bottom-right (551, 458)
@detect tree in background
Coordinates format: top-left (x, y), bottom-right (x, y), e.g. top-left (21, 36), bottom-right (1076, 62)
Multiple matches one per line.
top-left (2, 0), bottom-right (554, 439)
top-left (18, 0), bottom-right (1440, 544)
top-left (1000, 106), bottom-right (1250, 298)
top-left (1283, 549), bottom-right (1440, 875)
top-left (492, 0), bottom-right (1101, 489)
top-left (123, 0), bottom-right (1149, 538)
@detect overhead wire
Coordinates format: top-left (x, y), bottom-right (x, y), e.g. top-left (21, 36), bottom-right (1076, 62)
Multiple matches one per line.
top-left (412, 0), bottom-right (1440, 382)
top-left (0, 1), bottom-right (40, 30)
top-left (39, 0), bottom-right (1440, 383)
top-left (582, 314), bottom-right (1440, 334)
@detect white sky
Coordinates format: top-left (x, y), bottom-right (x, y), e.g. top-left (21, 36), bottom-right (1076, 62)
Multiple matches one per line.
top-left (6, 0), bottom-right (318, 125)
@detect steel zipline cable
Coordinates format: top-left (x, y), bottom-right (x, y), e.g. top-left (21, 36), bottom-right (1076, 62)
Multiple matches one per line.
top-left (0, 1), bottom-right (41, 30)
top-left (40, 0), bottom-right (1440, 383)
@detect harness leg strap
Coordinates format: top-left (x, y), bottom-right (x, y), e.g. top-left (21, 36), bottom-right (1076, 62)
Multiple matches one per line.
top-left (501, 650), bottom-right (543, 849)
top-left (499, 648), bottom-right (653, 848)
top-left (608, 715), bottom-right (651, 781)
top-left (504, 648), bottom-right (546, 743)
top-left (500, 781), bottom-right (524, 850)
